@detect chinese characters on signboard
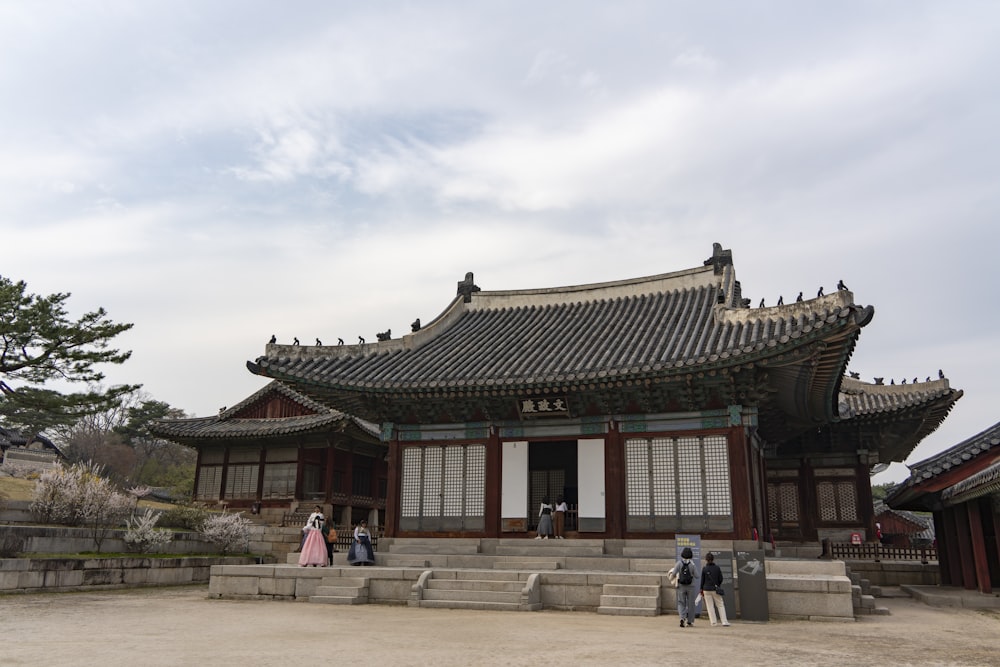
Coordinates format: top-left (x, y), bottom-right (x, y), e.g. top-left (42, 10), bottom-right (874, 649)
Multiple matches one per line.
top-left (517, 397), bottom-right (570, 418)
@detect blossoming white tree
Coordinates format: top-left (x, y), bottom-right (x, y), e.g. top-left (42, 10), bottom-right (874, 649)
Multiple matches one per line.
top-left (123, 508), bottom-right (173, 554)
top-left (30, 461), bottom-right (133, 552)
top-left (200, 511), bottom-right (252, 555)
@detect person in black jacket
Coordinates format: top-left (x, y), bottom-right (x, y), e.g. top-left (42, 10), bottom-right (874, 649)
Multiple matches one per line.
top-left (700, 552), bottom-right (730, 626)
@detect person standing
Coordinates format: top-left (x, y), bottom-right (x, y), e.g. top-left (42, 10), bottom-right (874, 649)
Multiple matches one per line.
top-left (554, 496), bottom-right (568, 539)
top-left (700, 552), bottom-right (730, 627)
top-left (535, 497), bottom-right (554, 539)
top-left (348, 519), bottom-right (375, 566)
top-left (669, 547), bottom-right (700, 627)
top-left (298, 505), bottom-right (327, 567)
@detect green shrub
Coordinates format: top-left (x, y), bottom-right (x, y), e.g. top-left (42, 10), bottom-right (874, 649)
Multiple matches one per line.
top-left (158, 503), bottom-right (209, 530)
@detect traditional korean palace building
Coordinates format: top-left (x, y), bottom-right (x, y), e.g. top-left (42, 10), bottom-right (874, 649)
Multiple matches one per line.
top-left (151, 381), bottom-right (387, 527)
top-left (204, 243), bottom-right (957, 546)
top-left (887, 420), bottom-right (1000, 593)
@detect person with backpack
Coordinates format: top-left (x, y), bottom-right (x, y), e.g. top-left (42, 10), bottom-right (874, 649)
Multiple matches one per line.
top-left (669, 546), bottom-right (700, 627)
top-left (700, 552), bottom-right (730, 627)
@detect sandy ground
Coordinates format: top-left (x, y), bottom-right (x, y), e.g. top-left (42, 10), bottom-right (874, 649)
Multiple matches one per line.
top-left (3, 585), bottom-right (999, 667)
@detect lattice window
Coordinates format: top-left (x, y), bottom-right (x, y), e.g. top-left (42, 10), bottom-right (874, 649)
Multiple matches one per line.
top-left (626, 439), bottom-right (650, 515)
top-left (401, 449), bottom-right (422, 518)
top-left (465, 445), bottom-right (486, 515)
top-left (817, 480), bottom-right (858, 522)
top-left (767, 482), bottom-right (799, 523)
top-left (625, 435), bottom-right (731, 520)
top-left (651, 438), bottom-right (676, 514)
top-left (224, 464), bottom-right (258, 499)
top-left (196, 465), bottom-right (222, 500)
top-left (703, 436), bottom-right (731, 514)
top-left (262, 462), bottom-right (296, 499)
top-left (400, 444), bottom-right (486, 526)
top-left (443, 446), bottom-right (464, 516)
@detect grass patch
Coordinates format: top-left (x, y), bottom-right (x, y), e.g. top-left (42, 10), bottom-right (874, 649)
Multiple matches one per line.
top-left (0, 476), bottom-right (36, 502)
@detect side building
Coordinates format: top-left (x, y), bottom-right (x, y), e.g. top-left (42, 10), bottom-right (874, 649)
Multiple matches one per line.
top-left (150, 381), bottom-right (387, 529)
top-left (242, 244), bottom-right (961, 545)
top-left (887, 420), bottom-right (1000, 593)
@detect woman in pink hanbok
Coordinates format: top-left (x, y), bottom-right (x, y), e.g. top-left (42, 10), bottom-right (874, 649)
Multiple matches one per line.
top-left (298, 506), bottom-right (328, 567)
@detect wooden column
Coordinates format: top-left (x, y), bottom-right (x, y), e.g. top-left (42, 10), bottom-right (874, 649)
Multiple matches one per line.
top-left (324, 441), bottom-right (335, 503)
top-left (256, 447), bottom-right (266, 502)
top-left (484, 428), bottom-right (501, 538)
top-left (604, 425), bottom-right (625, 538)
top-left (952, 505), bottom-right (976, 590)
top-left (966, 500), bottom-right (992, 594)
top-left (385, 438), bottom-right (400, 537)
top-left (728, 427), bottom-right (752, 539)
top-left (933, 511), bottom-right (953, 586)
top-left (294, 444), bottom-right (305, 501)
top-left (942, 507), bottom-right (964, 587)
top-left (219, 446), bottom-right (231, 503)
top-left (799, 459), bottom-right (816, 541)
top-left (856, 463), bottom-right (876, 539)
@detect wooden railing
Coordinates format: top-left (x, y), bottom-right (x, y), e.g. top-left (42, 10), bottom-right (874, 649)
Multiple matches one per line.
top-left (827, 542), bottom-right (937, 564)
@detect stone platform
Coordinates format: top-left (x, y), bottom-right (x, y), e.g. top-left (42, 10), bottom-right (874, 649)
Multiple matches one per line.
top-left (209, 538), bottom-right (857, 621)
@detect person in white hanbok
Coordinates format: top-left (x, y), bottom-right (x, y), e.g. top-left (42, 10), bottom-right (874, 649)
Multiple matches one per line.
top-left (348, 519), bottom-right (375, 565)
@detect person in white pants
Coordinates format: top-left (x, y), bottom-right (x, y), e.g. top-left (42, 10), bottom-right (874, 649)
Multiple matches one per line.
top-left (700, 552), bottom-right (731, 627)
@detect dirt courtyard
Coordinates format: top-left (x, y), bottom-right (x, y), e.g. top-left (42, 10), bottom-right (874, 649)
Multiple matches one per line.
top-left (4, 585), bottom-right (999, 667)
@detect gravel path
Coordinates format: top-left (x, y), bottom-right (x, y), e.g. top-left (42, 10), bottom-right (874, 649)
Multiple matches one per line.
top-left (4, 585), bottom-right (999, 666)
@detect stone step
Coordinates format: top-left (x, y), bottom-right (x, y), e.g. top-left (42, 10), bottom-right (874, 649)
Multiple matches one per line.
top-left (418, 599), bottom-right (538, 612)
top-left (495, 544), bottom-right (604, 556)
top-left (426, 579), bottom-right (523, 593)
top-left (422, 588), bottom-right (522, 604)
top-left (603, 584), bottom-right (660, 597)
top-left (379, 556), bottom-right (431, 568)
top-left (310, 578), bottom-right (369, 605)
top-left (388, 544), bottom-right (480, 555)
top-left (452, 569), bottom-right (523, 581)
top-left (310, 594), bottom-right (367, 605)
top-left (493, 560), bottom-right (562, 570)
top-left (600, 594), bottom-right (659, 609)
top-left (597, 606), bottom-right (659, 617)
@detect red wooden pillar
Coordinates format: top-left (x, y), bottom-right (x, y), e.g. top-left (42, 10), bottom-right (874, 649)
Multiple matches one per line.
top-left (484, 427), bottom-right (501, 538)
top-left (604, 424), bottom-right (625, 538)
top-left (856, 463), bottom-right (876, 539)
top-left (728, 427), bottom-right (752, 539)
top-left (952, 505), bottom-right (976, 590)
top-left (942, 507), bottom-right (964, 587)
top-left (932, 511), bottom-right (952, 586)
top-left (294, 444), bottom-right (305, 501)
top-left (323, 439), bottom-right (335, 504)
top-left (966, 500), bottom-right (992, 594)
top-left (385, 438), bottom-right (400, 537)
top-left (219, 446), bottom-right (231, 503)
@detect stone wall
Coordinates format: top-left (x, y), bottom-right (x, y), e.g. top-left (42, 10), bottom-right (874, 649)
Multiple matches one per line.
top-left (1, 525), bottom-right (222, 555)
top-left (842, 560), bottom-right (940, 587)
top-left (0, 556), bottom-right (253, 594)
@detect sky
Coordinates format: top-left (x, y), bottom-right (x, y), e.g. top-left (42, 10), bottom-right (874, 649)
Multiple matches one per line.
top-left (2, 1), bottom-right (998, 485)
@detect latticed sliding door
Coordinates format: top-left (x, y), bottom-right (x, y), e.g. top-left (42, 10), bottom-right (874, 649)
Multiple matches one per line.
top-left (529, 469), bottom-right (565, 530)
top-left (399, 443), bottom-right (486, 531)
top-left (625, 435), bottom-right (732, 532)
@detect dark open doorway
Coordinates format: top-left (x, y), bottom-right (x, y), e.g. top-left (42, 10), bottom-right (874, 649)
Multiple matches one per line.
top-left (528, 440), bottom-right (577, 531)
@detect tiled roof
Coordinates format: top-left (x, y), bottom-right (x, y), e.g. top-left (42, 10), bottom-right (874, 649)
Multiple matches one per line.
top-left (942, 459), bottom-right (1000, 504)
top-left (839, 377), bottom-right (959, 419)
top-left (887, 420), bottom-right (1000, 510)
top-left (249, 246), bottom-right (874, 427)
top-left (904, 420), bottom-right (1000, 484)
top-left (150, 381), bottom-right (379, 441)
top-left (0, 426), bottom-right (59, 454)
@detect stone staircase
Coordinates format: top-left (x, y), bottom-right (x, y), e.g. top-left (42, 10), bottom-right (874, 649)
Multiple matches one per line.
top-left (845, 566), bottom-right (891, 616)
top-left (597, 583), bottom-right (661, 617)
top-left (410, 570), bottom-right (542, 612)
top-left (310, 576), bottom-right (370, 605)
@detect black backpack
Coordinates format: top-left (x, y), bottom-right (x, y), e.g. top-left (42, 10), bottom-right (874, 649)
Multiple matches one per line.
top-left (678, 560), bottom-right (693, 585)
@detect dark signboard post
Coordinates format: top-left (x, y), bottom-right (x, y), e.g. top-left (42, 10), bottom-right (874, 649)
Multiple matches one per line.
top-left (735, 549), bottom-right (769, 622)
top-left (714, 549), bottom-right (735, 620)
